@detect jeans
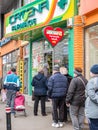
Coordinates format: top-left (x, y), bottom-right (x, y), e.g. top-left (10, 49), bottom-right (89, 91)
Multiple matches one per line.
top-left (6, 90), bottom-right (16, 113)
top-left (34, 96), bottom-right (46, 115)
top-left (89, 118), bottom-right (98, 130)
top-left (69, 105), bottom-right (85, 130)
top-left (52, 98), bottom-right (65, 123)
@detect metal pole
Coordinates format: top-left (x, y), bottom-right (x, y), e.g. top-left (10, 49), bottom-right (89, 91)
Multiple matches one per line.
top-left (5, 107), bottom-right (11, 130)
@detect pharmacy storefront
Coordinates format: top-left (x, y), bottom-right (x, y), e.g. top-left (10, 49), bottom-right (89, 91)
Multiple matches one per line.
top-left (4, 0), bottom-right (76, 95)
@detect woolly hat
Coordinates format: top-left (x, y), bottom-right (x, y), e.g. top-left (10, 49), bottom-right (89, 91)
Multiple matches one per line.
top-left (90, 64), bottom-right (98, 74)
top-left (53, 65), bottom-right (60, 71)
top-left (11, 68), bottom-right (16, 72)
top-left (74, 67), bottom-right (82, 75)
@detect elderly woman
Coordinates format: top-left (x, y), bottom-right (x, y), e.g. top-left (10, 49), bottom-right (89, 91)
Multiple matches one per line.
top-left (31, 67), bottom-right (48, 116)
top-left (66, 67), bottom-right (88, 130)
top-left (85, 64), bottom-right (98, 130)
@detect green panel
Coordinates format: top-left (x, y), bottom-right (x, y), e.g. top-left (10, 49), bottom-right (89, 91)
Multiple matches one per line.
top-left (74, 0), bottom-right (79, 15)
top-left (28, 40), bottom-right (32, 95)
top-left (68, 27), bottom-right (74, 76)
top-left (49, 17), bottom-right (62, 24)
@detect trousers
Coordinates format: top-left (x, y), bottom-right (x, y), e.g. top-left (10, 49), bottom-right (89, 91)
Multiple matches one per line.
top-left (34, 95), bottom-right (46, 115)
top-left (6, 90), bottom-right (16, 113)
top-left (69, 105), bottom-right (85, 130)
top-left (52, 98), bottom-right (65, 123)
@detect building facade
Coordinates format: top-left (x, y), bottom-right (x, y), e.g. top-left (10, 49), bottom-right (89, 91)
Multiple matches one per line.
top-left (0, 0), bottom-right (78, 99)
top-left (74, 0), bottom-right (98, 79)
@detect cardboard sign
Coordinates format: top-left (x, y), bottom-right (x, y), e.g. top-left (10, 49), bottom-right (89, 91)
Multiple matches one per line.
top-left (43, 26), bottom-right (64, 47)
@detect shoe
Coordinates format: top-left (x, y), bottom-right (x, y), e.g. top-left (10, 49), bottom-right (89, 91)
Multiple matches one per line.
top-left (42, 114), bottom-right (47, 116)
top-left (52, 122), bottom-right (59, 128)
top-left (59, 122), bottom-right (63, 127)
top-left (34, 113), bottom-right (37, 116)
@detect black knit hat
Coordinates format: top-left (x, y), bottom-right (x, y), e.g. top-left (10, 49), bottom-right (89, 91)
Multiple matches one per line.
top-left (90, 64), bottom-right (98, 74)
top-left (11, 68), bottom-right (16, 72)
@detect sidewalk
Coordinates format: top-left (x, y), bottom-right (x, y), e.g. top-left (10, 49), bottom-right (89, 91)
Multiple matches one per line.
top-left (0, 101), bottom-right (89, 130)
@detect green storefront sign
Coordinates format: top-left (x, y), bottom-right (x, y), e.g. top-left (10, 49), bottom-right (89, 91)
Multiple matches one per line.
top-left (5, 0), bottom-right (74, 37)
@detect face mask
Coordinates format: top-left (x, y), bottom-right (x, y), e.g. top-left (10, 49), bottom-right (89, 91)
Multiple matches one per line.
top-left (74, 73), bottom-right (77, 77)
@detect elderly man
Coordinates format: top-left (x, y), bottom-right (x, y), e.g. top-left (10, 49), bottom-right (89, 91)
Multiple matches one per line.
top-left (47, 65), bottom-right (68, 128)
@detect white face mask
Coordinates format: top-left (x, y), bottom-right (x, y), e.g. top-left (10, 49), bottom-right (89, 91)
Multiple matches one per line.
top-left (90, 72), bottom-right (96, 77)
top-left (74, 73), bottom-right (77, 77)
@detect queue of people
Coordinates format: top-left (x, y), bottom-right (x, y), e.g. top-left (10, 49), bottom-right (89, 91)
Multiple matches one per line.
top-left (31, 64), bottom-right (98, 130)
top-left (31, 64), bottom-right (83, 129)
top-left (1, 64), bottom-right (98, 130)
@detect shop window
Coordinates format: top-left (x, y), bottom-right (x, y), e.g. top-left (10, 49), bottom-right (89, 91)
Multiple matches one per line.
top-left (23, 45), bottom-right (29, 58)
top-left (12, 50), bottom-right (18, 62)
top-left (85, 24), bottom-right (98, 79)
top-left (2, 50), bottom-right (19, 80)
top-left (54, 38), bottom-right (68, 67)
top-left (6, 53), bottom-right (11, 63)
top-left (32, 37), bottom-right (68, 76)
top-left (44, 40), bottom-right (52, 51)
top-left (6, 64), bottom-right (12, 74)
top-left (3, 55), bottom-right (7, 64)
top-left (32, 40), bottom-right (44, 69)
top-left (3, 65), bottom-right (7, 80)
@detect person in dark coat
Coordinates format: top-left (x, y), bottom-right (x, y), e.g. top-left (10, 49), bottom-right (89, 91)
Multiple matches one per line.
top-left (60, 66), bottom-right (72, 122)
top-left (66, 67), bottom-right (88, 130)
top-left (47, 65), bottom-right (68, 128)
top-left (31, 67), bottom-right (48, 116)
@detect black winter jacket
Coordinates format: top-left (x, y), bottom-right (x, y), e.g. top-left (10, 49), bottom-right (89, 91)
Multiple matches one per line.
top-left (31, 73), bottom-right (47, 96)
top-left (66, 75), bottom-right (88, 106)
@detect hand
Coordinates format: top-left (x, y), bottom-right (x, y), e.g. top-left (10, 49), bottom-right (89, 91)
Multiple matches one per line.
top-left (66, 103), bottom-right (70, 107)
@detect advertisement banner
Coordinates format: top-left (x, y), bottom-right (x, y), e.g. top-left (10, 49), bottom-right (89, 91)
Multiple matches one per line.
top-left (43, 26), bottom-right (64, 47)
top-left (4, 0), bottom-right (74, 37)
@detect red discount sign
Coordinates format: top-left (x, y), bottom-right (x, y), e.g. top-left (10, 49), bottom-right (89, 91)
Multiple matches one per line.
top-left (43, 26), bottom-right (64, 47)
